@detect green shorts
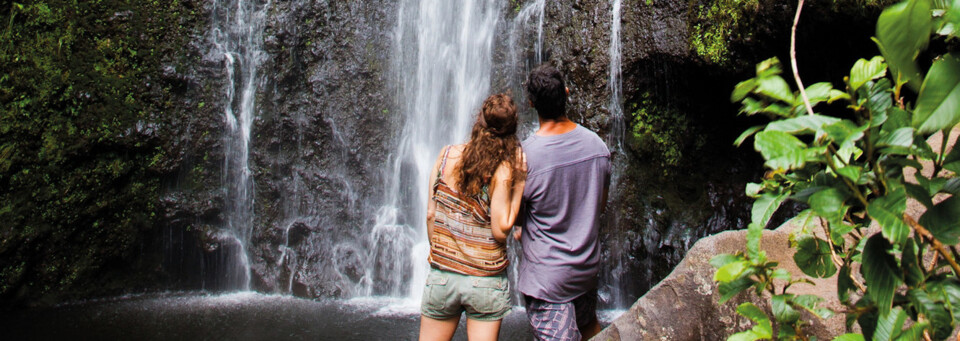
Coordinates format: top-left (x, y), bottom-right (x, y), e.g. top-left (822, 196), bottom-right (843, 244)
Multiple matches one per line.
top-left (420, 268), bottom-right (511, 321)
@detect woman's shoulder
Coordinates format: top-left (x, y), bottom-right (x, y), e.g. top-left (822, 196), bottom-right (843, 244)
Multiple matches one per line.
top-left (447, 144), bottom-right (466, 157)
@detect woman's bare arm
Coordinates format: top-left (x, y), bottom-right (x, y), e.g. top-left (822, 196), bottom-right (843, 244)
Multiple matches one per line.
top-left (425, 149), bottom-right (445, 243)
top-left (490, 153), bottom-right (526, 243)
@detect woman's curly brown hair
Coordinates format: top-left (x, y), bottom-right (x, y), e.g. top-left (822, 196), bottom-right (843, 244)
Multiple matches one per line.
top-left (457, 93), bottom-right (525, 199)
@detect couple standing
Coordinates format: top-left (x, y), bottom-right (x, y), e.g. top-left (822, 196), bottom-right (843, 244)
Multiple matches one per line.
top-left (419, 64), bottom-right (612, 341)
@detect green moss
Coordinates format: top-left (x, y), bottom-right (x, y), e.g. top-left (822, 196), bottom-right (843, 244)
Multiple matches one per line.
top-left (628, 93), bottom-right (703, 174)
top-left (688, 0), bottom-right (759, 65)
top-left (0, 0), bottom-right (196, 306)
top-left (688, 0), bottom-right (895, 64)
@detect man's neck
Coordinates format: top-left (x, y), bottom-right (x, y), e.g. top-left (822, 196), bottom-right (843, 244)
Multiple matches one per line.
top-left (536, 116), bottom-right (577, 136)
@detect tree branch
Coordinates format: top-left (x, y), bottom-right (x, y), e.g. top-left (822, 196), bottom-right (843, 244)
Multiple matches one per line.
top-left (791, 0), bottom-right (814, 116)
top-left (904, 214), bottom-right (960, 276)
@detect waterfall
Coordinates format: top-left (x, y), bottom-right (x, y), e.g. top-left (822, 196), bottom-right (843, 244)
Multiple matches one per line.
top-left (603, 0), bottom-right (631, 309)
top-left (207, 0), bottom-right (272, 291)
top-left (376, 0), bottom-right (502, 299)
top-left (608, 0), bottom-right (624, 148)
top-left (510, 0), bottom-right (546, 66)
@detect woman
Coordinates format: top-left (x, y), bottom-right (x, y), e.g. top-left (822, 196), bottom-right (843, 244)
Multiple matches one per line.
top-left (419, 93), bottom-right (526, 341)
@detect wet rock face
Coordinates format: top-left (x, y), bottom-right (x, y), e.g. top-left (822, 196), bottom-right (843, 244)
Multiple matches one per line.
top-left (156, 0), bottom-right (399, 297)
top-left (247, 0), bottom-right (398, 296)
top-left (152, 0), bottom-right (886, 304)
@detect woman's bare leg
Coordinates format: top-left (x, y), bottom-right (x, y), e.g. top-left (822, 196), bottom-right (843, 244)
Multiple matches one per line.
top-left (419, 315), bottom-right (461, 341)
top-left (465, 318), bottom-right (502, 341)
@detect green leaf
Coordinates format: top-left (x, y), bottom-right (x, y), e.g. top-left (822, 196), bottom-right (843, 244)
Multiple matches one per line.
top-left (832, 334), bottom-right (865, 341)
top-left (772, 294), bottom-right (801, 324)
top-left (942, 177), bottom-right (960, 195)
top-left (746, 193), bottom-right (788, 259)
top-left (777, 326), bottom-right (797, 340)
top-left (755, 131), bottom-right (808, 171)
top-left (765, 115), bottom-right (840, 135)
top-left (918, 196), bottom-right (960, 245)
top-left (828, 89), bottom-right (852, 104)
top-left (838, 264), bottom-right (855, 303)
top-left (719, 275), bottom-right (756, 304)
top-left (901, 238), bottom-right (924, 287)
top-left (735, 126), bottom-right (765, 147)
top-left (760, 103), bottom-right (791, 117)
top-left (867, 78), bottom-right (894, 116)
top-left (856, 296), bottom-right (880, 340)
top-left (711, 253), bottom-right (745, 269)
top-left (794, 237), bottom-right (838, 278)
top-left (741, 97), bottom-right (765, 115)
top-left (746, 182), bottom-right (763, 198)
top-left (913, 53), bottom-right (960, 134)
top-left (849, 56), bottom-right (888, 91)
top-left (874, 307), bottom-right (908, 341)
top-left (793, 294), bottom-right (833, 318)
top-left (877, 127), bottom-right (916, 149)
top-left (824, 120), bottom-right (866, 145)
top-left (904, 182), bottom-right (934, 208)
top-left (868, 189), bottom-right (910, 246)
top-left (805, 82), bottom-right (835, 102)
top-left (861, 235), bottom-right (903, 317)
top-left (809, 187), bottom-right (848, 230)
top-left (926, 278), bottom-right (960, 322)
top-left (837, 166), bottom-right (862, 183)
top-left (907, 288), bottom-right (951, 339)
top-left (875, 0), bottom-right (932, 91)
top-left (825, 120), bottom-right (867, 163)
top-left (756, 57), bottom-right (783, 78)
top-left (894, 321), bottom-right (929, 341)
top-left (757, 76), bottom-right (795, 104)
top-left (715, 260), bottom-right (750, 283)
top-left (770, 268), bottom-right (792, 281)
top-left (883, 107), bottom-right (911, 133)
top-left (793, 82), bottom-right (836, 113)
top-left (732, 78), bottom-right (758, 102)
top-left (729, 303), bottom-right (773, 341)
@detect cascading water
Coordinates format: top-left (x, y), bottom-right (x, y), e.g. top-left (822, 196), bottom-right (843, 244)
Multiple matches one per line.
top-left (510, 0), bottom-right (546, 66)
top-left (376, 0), bottom-right (502, 300)
top-left (207, 0), bottom-right (272, 291)
top-left (601, 0), bottom-right (632, 309)
top-left (607, 0), bottom-right (624, 149)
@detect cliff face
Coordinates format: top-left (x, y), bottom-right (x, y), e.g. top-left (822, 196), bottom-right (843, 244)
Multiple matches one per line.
top-left (0, 0), bottom-right (890, 308)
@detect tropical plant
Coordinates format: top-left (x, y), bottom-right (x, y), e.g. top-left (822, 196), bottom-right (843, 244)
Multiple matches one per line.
top-left (712, 0), bottom-right (960, 339)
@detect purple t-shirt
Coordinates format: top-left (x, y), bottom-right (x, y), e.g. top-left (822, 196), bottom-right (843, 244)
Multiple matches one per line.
top-left (518, 125), bottom-right (611, 303)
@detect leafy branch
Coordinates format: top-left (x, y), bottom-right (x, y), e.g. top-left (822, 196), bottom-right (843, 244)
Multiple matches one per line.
top-left (713, 0), bottom-right (960, 340)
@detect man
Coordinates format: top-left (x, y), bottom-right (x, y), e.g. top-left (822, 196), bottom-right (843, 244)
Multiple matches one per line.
top-left (517, 64), bottom-right (611, 340)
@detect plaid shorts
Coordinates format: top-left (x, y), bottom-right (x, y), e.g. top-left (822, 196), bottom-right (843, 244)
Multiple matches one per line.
top-left (523, 290), bottom-right (598, 341)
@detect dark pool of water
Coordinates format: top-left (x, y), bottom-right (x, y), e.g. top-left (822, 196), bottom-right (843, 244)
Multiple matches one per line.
top-left (1, 292), bottom-right (623, 340)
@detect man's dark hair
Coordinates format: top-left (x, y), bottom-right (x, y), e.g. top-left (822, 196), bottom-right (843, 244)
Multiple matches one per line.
top-left (526, 64), bottom-right (567, 120)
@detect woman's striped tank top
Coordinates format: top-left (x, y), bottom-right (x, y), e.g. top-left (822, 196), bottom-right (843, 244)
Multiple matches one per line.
top-left (428, 145), bottom-right (508, 276)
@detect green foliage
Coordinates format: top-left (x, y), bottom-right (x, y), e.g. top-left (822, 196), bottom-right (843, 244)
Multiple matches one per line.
top-left (0, 0), bottom-right (193, 304)
top-left (628, 94), bottom-right (703, 173)
top-left (730, 302), bottom-right (774, 341)
top-left (689, 0), bottom-right (759, 64)
top-left (713, 0), bottom-right (960, 339)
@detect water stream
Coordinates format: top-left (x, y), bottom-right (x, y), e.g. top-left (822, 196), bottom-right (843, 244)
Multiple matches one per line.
top-left (201, 0), bottom-right (638, 311)
top-left (601, 0), bottom-right (631, 309)
top-left (207, 0), bottom-right (273, 291)
top-left (381, 0), bottom-right (502, 301)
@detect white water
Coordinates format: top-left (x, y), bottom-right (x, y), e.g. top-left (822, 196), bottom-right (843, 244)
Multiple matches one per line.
top-left (380, 0), bottom-right (503, 301)
top-left (510, 0), bottom-right (546, 66)
top-left (608, 0), bottom-right (624, 149)
top-left (208, 0), bottom-right (272, 291)
top-left (604, 0), bottom-right (630, 308)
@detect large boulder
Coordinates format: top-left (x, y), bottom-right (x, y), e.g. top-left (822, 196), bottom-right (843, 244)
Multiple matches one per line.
top-left (595, 129), bottom-right (960, 340)
top-left (593, 225), bottom-right (844, 340)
